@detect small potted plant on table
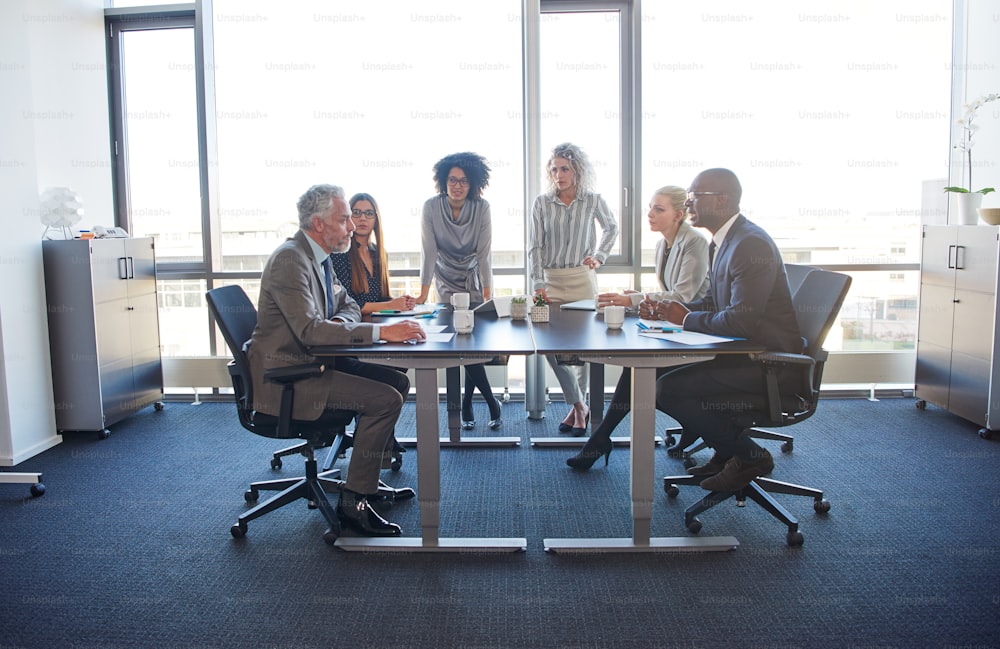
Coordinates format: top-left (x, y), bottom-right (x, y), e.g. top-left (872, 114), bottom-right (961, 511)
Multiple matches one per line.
top-left (510, 296), bottom-right (528, 320)
top-left (530, 293), bottom-right (550, 323)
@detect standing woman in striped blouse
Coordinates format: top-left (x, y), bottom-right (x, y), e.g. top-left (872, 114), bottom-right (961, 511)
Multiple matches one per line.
top-left (528, 142), bottom-right (619, 436)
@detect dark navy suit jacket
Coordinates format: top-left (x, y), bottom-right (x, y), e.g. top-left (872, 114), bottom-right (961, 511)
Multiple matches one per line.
top-left (682, 215), bottom-right (802, 354)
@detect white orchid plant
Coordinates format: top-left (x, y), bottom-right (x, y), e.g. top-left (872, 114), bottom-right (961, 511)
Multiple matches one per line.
top-left (945, 92), bottom-right (998, 195)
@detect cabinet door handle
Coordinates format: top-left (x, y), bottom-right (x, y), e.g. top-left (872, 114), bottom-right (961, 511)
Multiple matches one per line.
top-left (955, 245), bottom-right (966, 270)
top-left (126, 256), bottom-right (135, 279)
top-left (118, 257), bottom-right (128, 279)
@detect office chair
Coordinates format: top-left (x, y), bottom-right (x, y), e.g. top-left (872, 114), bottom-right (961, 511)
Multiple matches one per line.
top-left (664, 263), bottom-right (817, 462)
top-left (206, 285), bottom-right (411, 544)
top-left (662, 268), bottom-right (852, 546)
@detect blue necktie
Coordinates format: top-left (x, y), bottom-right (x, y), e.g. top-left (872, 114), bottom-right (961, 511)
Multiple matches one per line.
top-left (321, 257), bottom-right (334, 318)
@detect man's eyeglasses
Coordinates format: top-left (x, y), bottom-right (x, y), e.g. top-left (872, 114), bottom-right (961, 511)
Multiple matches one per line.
top-left (447, 177), bottom-right (470, 187)
top-left (351, 209), bottom-right (376, 220)
top-left (686, 191), bottom-right (725, 202)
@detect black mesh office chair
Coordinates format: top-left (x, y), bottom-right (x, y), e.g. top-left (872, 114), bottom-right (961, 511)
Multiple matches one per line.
top-left (664, 263), bottom-right (817, 461)
top-left (662, 268), bottom-right (852, 546)
top-left (206, 285), bottom-right (410, 544)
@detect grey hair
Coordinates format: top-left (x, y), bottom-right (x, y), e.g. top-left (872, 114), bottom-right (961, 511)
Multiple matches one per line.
top-left (297, 184), bottom-right (346, 229)
top-left (546, 142), bottom-right (597, 196)
top-left (653, 185), bottom-right (688, 219)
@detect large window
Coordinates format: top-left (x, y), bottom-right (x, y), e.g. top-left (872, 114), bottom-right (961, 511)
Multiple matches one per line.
top-left (212, 0), bottom-right (525, 297)
top-left (640, 1), bottom-right (951, 351)
top-left (107, 0), bottom-right (954, 388)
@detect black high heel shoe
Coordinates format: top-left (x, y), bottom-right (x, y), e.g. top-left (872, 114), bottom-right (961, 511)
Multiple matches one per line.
top-left (566, 436), bottom-right (613, 470)
top-left (558, 422), bottom-right (573, 434)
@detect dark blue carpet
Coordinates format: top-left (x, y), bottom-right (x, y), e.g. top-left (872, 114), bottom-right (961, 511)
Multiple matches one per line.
top-left (1, 397), bottom-right (998, 648)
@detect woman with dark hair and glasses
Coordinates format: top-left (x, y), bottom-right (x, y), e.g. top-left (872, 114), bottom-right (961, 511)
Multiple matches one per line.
top-left (417, 151), bottom-right (503, 430)
top-left (330, 193), bottom-right (416, 315)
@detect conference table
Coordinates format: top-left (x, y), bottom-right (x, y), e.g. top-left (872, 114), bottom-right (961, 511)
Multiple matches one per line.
top-left (310, 308), bottom-right (534, 552)
top-left (531, 306), bottom-right (760, 552)
top-left (310, 305), bottom-right (762, 553)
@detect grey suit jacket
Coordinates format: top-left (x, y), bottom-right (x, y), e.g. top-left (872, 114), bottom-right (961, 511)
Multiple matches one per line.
top-left (248, 230), bottom-right (375, 419)
top-left (683, 215), bottom-right (802, 353)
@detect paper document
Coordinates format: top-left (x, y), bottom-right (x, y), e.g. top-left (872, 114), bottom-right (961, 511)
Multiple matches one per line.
top-left (424, 333), bottom-right (454, 343)
top-left (638, 330), bottom-right (739, 345)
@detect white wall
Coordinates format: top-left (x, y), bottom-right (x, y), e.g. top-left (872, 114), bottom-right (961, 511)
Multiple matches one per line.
top-left (0, 0), bottom-right (112, 464)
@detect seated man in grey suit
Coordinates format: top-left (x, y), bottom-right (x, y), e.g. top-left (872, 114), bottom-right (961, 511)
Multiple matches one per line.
top-left (248, 184), bottom-right (426, 537)
top-left (646, 168), bottom-right (803, 492)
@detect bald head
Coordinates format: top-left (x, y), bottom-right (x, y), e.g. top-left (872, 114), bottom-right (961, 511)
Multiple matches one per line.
top-left (685, 168), bottom-right (742, 233)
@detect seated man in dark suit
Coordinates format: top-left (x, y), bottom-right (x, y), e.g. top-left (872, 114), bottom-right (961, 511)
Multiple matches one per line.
top-left (248, 184), bottom-right (426, 537)
top-left (647, 168), bottom-right (803, 492)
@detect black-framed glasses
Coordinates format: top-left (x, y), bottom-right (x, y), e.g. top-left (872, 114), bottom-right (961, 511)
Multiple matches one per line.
top-left (351, 209), bottom-right (376, 220)
top-left (686, 191), bottom-right (725, 202)
top-left (446, 176), bottom-right (470, 187)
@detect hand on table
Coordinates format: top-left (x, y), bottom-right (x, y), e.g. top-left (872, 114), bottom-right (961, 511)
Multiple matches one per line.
top-left (380, 319), bottom-right (427, 344)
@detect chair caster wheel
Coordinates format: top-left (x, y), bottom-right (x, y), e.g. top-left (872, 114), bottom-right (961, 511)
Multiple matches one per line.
top-left (244, 489), bottom-right (258, 504)
top-left (814, 498), bottom-right (830, 514)
top-left (781, 440), bottom-right (793, 453)
top-left (231, 522), bottom-right (247, 538)
top-left (270, 457), bottom-right (282, 470)
top-left (391, 454), bottom-right (403, 472)
top-left (786, 530), bottom-right (804, 546)
top-left (30, 483), bottom-right (45, 497)
top-left (665, 484), bottom-right (679, 498)
top-left (686, 518), bottom-right (702, 534)
top-left (97, 429), bottom-right (111, 440)
top-left (682, 456), bottom-right (696, 469)
top-left (323, 528), bottom-right (339, 545)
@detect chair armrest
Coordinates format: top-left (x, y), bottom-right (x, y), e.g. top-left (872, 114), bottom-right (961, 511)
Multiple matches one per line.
top-left (264, 363), bottom-right (326, 384)
top-left (750, 352), bottom-right (813, 366)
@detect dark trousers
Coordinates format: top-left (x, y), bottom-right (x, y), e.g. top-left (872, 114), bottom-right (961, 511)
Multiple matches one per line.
top-left (654, 356), bottom-right (795, 461)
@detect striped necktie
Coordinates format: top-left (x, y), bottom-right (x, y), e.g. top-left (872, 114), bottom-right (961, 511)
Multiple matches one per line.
top-left (321, 257), bottom-right (335, 318)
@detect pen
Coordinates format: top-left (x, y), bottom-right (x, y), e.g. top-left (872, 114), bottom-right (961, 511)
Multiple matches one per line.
top-left (415, 313), bottom-right (436, 319)
top-left (378, 309), bottom-right (402, 314)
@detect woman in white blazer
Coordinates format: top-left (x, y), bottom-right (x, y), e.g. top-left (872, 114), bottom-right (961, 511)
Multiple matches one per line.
top-left (568, 185), bottom-right (710, 469)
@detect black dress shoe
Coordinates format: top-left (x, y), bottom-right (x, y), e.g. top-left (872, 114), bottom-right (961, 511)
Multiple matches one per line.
top-left (558, 422), bottom-right (573, 434)
top-left (337, 491), bottom-right (402, 537)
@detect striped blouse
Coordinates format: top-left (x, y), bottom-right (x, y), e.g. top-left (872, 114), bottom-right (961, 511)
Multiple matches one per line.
top-left (527, 192), bottom-right (619, 291)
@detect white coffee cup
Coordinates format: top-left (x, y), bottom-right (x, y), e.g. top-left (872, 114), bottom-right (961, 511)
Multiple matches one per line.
top-left (451, 292), bottom-right (471, 309)
top-left (454, 309), bottom-right (475, 334)
top-left (604, 305), bottom-right (626, 330)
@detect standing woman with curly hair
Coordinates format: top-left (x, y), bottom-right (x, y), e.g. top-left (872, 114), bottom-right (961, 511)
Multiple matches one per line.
top-left (417, 152), bottom-right (503, 430)
top-left (528, 142), bottom-right (619, 436)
